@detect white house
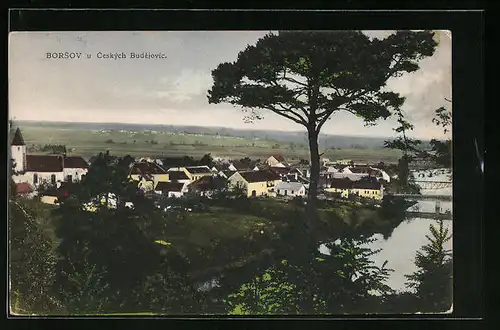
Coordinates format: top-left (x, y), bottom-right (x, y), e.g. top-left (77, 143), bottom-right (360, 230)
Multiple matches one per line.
top-left (275, 182), bottom-right (306, 197)
top-left (10, 128), bottom-right (89, 188)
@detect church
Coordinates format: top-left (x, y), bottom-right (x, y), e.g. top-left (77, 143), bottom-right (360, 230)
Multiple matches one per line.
top-left (10, 127), bottom-right (89, 189)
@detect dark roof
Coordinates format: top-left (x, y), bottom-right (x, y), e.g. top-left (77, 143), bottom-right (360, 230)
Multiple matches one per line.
top-left (15, 183), bottom-right (33, 194)
top-left (329, 178), bottom-right (354, 190)
top-left (269, 166), bottom-right (291, 175)
top-left (190, 176), bottom-right (225, 191)
top-left (26, 155), bottom-right (63, 172)
top-left (348, 166), bottom-right (381, 176)
top-left (239, 170), bottom-right (281, 183)
top-left (130, 161), bottom-right (167, 175)
top-left (352, 179), bottom-right (382, 190)
top-left (348, 166), bottom-right (370, 174)
top-left (230, 160), bottom-right (253, 171)
top-left (155, 181), bottom-right (185, 192)
top-left (64, 156), bottom-right (89, 169)
top-left (11, 128), bottom-right (25, 146)
top-left (185, 166), bottom-right (212, 174)
top-left (168, 170), bottom-right (190, 181)
top-left (333, 164), bottom-right (348, 171)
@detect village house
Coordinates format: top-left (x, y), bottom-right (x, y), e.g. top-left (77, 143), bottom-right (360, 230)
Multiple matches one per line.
top-left (226, 159), bottom-right (259, 172)
top-left (324, 178), bottom-right (353, 198)
top-left (185, 166), bottom-right (213, 181)
top-left (351, 179), bottom-right (384, 200)
top-left (10, 128), bottom-right (89, 188)
top-left (167, 170), bottom-right (191, 184)
top-left (326, 165), bottom-right (390, 183)
top-left (129, 160), bottom-right (170, 192)
top-left (275, 182), bottom-right (307, 198)
top-left (265, 155), bottom-right (287, 168)
top-left (168, 166), bottom-right (213, 182)
top-left (228, 170), bottom-right (282, 198)
top-left (14, 182), bottom-right (36, 199)
top-left (154, 181), bottom-right (189, 198)
top-left (325, 177), bottom-right (384, 200)
top-left (188, 175), bottom-right (227, 197)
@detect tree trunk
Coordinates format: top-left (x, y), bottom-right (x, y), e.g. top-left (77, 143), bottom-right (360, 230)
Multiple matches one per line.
top-left (305, 128), bottom-right (320, 238)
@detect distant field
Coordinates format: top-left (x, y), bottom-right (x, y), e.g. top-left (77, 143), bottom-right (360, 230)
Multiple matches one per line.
top-left (17, 124), bottom-right (402, 164)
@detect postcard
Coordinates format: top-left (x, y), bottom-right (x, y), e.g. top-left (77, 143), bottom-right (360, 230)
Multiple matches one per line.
top-left (8, 30), bottom-right (453, 316)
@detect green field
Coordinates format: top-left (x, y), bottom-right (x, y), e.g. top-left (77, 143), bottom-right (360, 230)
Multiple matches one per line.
top-left (17, 124), bottom-right (402, 163)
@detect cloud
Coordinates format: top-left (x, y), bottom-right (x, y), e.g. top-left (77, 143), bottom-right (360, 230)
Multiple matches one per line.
top-left (153, 69), bottom-right (212, 102)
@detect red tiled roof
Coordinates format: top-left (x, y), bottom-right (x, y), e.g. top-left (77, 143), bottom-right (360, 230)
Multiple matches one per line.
top-left (240, 170), bottom-right (281, 183)
top-left (26, 155), bottom-right (63, 172)
top-left (11, 128), bottom-right (25, 146)
top-left (64, 156), bottom-right (89, 169)
top-left (130, 161), bottom-right (167, 175)
top-left (155, 181), bottom-right (184, 192)
top-left (15, 182), bottom-right (33, 194)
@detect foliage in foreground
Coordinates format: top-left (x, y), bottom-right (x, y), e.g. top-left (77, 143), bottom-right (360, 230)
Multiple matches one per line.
top-left (9, 152), bottom-right (452, 315)
top-left (405, 220), bottom-right (453, 312)
top-left (9, 197), bottom-right (63, 314)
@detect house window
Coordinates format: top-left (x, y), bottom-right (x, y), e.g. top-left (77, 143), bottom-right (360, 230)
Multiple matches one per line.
top-left (33, 173), bottom-right (38, 184)
top-left (51, 174), bottom-right (56, 184)
top-left (67, 175), bottom-right (72, 182)
top-left (17, 147), bottom-right (20, 151)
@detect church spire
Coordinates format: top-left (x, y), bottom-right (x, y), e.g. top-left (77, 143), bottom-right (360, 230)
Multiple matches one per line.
top-left (11, 128), bottom-right (25, 146)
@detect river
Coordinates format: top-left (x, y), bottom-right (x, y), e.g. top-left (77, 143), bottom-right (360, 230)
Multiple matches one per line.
top-left (319, 168), bottom-right (453, 293)
top-left (202, 168), bottom-right (453, 294)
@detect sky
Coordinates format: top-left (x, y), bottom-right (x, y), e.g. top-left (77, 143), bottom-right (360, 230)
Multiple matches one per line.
top-left (8, 30), bottom-right (451, 139)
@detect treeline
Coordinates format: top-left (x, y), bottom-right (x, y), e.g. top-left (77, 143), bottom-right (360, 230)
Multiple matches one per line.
top-left (162, 153), bottom-right (215, 168)
top-left (27, 144), bottom-right (68, 154)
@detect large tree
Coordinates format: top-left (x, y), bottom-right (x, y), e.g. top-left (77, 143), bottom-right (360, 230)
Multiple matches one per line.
top-left (208, 30), bottom-right (438, 238)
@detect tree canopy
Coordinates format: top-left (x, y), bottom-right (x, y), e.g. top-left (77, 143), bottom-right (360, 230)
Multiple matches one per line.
top-left (208, 30), bottom-right (438, 234)
top-left (208, 31), bottom-right (437, 133)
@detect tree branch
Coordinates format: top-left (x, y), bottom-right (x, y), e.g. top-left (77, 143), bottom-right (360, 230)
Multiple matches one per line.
top-left (281, 76), bottom-right (308, 87)
top-left (266, 104), bottom-right (308, 126)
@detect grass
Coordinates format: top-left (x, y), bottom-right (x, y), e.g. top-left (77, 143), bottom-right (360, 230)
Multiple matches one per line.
top-left (171, 211), bottom-right (272, 250)
top-left (17, 124), bottom-right (402, 163)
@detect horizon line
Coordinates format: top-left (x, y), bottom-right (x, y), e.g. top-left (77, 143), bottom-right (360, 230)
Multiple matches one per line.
top-left (12, 119), bottom-right (433, 141)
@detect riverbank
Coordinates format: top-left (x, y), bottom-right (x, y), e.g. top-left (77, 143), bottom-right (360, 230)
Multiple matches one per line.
top-left (365, 168), bottom-right (453, 293)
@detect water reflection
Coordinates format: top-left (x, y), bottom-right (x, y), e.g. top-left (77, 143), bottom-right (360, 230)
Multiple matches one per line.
top-left (367, 218), bottom-right (452, 293)
top-left (369, 168), bottom-right (452, 292)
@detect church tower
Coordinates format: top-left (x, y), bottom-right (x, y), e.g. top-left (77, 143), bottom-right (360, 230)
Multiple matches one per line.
top-left (11, 127), bottom-right (26, 173)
